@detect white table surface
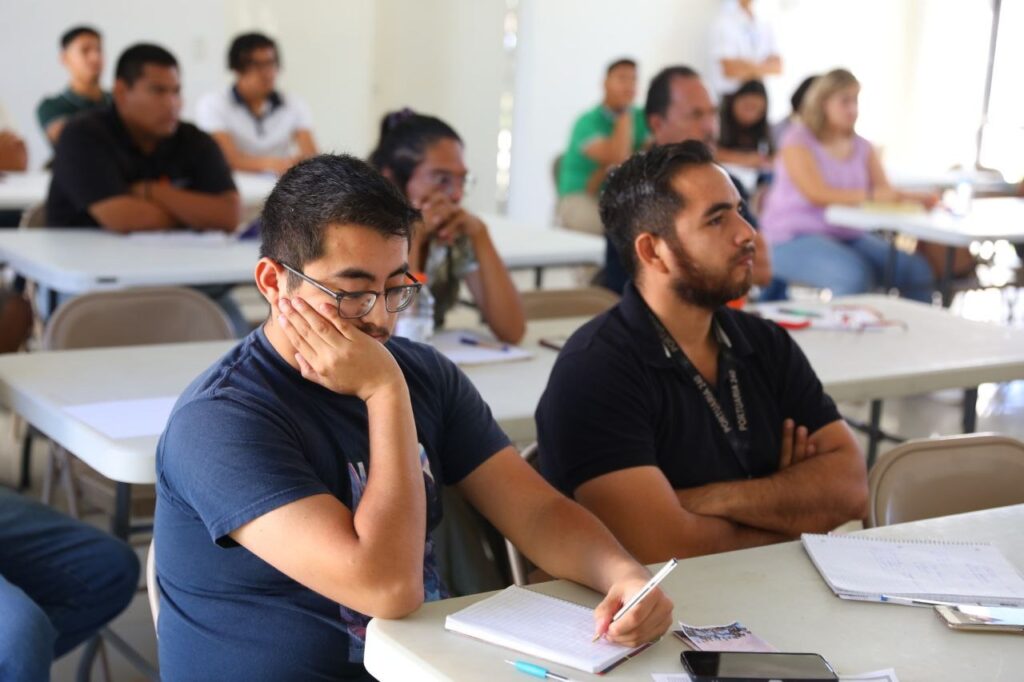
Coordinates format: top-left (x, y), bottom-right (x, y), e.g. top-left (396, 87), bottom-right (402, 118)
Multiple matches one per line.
top-left (825, 197), bottom-right (1024, 247)
top-left (0, 317), bottom-right (583, 484)
top-left (0, 220), bottom-right (601, 295)
top-left (0, 170), bottom-right (277, 212)
top-left (364, 504), bottom-right (1024, 682)
top-left (1, 295), bottom-right (1022, 487)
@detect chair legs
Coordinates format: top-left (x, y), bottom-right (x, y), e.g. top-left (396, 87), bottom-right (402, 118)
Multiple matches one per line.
top-left (41, 444), bottom-right (81, 519)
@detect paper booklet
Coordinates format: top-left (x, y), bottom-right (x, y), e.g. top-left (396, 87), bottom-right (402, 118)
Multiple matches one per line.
top-left (444, 585), bottom-right (650, 674)
top-left (801, 533), bottom-right (1024, 606)
top-left (430, 330), bottom-right (533, 366)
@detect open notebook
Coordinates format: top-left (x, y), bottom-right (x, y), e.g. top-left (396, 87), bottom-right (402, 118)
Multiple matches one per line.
top-left (801, 533), bottom-right (1024, 606)
top-left (445, 586), bottom-right (649, 674)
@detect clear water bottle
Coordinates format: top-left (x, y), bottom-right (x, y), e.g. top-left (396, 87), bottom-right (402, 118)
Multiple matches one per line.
top-left (395, 271), bottom-right (435, 342)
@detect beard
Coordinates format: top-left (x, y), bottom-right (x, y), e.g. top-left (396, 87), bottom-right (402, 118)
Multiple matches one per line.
top-left (667, 237), bottom-right (754, 309)
top-left (354, 320), bottom-right (391, 343)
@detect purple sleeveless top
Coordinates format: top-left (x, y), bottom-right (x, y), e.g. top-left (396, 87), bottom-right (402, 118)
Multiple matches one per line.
top-left (760, 122), bottom-right (870, 244)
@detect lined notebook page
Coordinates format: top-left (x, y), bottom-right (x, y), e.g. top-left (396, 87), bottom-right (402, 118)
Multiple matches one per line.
top-left (445, 586), bottom-right (638, 673)
top-left (802, 534), bottom-right (1024, 604)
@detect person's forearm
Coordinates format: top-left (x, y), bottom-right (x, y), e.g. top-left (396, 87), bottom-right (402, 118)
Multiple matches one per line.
top-left (469, 229), bottom-right (526, 344)
top-left (721, 58), bottom-right (762, 82)
top-left (227, 150), bottom-right (291, 174)
top-left (93, 197), bottom-right (179, 232)
top-left (677, 450), bottom-right (868, 535)
top-left (0, 145), bottom-right (27, 171)
top-left (148, 184), bottom-right (240, 231)
top-left (351, 382), bottom-right (426, 598)
top-left (610, 113), bottom-right (634, 165)
top-left (716, 148), bottom-right (764, 169)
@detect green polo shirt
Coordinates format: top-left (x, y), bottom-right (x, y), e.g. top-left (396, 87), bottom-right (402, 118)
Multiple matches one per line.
top-left (557, 104), bottom-right (649, 197)
top-left (36, 87), bottom-right (112, 140)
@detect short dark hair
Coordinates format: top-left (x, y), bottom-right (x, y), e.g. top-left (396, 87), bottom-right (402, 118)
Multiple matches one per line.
top-left (790, 75), bottom-right (818, 114)
top-left (645, 65), bottom-right (700, 122)
top-left (115, 43), bottom-right (178, 86)
top-left (368, 109), bottom-right (462, 192)
top-left (600, 141), bottom-right (715, 278)
top-left (607, 58), bottom-right (637, 76)
top-left (260, 155), bottom-right (421, 287)
top-left (61, 25), bottom-right (101, 50)
top-left (228, 32), bottom-right (279, 72)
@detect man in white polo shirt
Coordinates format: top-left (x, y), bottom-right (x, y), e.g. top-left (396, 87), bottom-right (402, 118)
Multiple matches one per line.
top-left (197, 32), bottom-right (317, 176)
top-left (707, 0), bottom-right (782, 101)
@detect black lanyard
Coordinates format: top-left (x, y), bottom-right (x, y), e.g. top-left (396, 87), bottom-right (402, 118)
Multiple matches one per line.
top-left (646, 310), bottom-right (753, 475)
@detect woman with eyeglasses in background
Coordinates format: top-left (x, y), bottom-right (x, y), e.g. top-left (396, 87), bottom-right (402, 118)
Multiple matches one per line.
top-left (370, 109), bottom-right (525, 343)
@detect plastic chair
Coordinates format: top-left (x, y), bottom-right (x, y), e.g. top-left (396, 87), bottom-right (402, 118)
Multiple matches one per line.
top-left (505, 443), bottom-right (540, 586)
top-left (867, 433), bottom-right (1024, 527)
top-left (520, 287), bottom-right (619, 321)
top-left (18, 202), bottom-right (47, 228)
top-left (146, 539), bottom-right (159, 632)
top-left (40, 287), bottom-right (235, 516)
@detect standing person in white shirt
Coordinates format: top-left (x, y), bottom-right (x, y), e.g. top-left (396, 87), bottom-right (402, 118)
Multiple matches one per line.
top-left (707, 0), bottom-right (782, 101)
top-left (197, 32), bottom-right (318, 176)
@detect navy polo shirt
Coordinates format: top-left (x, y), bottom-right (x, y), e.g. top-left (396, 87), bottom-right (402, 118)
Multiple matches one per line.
top-left (536, 283), bottom-right (841, 496)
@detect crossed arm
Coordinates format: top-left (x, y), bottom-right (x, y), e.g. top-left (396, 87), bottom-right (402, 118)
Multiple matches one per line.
top-left (90, 184), bottom-right (240, 233)
top-left (574, 419), bottom-right (867, 564)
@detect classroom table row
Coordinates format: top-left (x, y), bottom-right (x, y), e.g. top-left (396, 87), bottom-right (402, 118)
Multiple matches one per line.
top-left (2, 294), bottom-right (1023, 541)
top-left (364, 504), bottom-right (1024, 681)
top-left (0, 216), bottom-right (604, 294)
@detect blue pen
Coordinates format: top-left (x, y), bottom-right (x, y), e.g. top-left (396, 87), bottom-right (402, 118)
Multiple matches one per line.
top-left (459, 335), bottom-right (510, 352)
top-left (504, 659), bottom-right (577, 682)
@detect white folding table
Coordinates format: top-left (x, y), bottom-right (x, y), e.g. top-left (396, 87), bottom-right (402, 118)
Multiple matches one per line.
top-left (364, 504), bottom-right (1024, 682)
top-left (825, 197), bottom-right (1024, 305)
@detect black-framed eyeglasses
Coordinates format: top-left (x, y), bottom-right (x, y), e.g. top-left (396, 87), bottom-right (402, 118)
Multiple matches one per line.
top-left (278, 261), bottom-right (422, 319)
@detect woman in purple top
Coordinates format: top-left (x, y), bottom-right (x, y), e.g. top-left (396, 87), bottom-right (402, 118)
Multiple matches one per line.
top-left (760, 69), bottom-right (935, 302)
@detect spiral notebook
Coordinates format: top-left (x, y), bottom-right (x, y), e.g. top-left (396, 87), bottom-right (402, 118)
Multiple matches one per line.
top-left (801, 533), bottom-right (1024, 606)
top-left (444, 585), bottom-right (650, 673)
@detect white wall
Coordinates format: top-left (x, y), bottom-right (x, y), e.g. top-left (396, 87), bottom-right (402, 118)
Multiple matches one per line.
top-left (508, 0), bottom-right (721, 224)
top-left (372, 0), bottom-right (507, 215)
top-left (0, 0), bottom-right (229, 170)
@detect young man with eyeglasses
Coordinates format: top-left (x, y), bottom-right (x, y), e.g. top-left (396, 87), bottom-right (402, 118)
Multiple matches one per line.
top-left (196, 32), bottom-right (317, 176)
top-left (154, 154), bottom-right (672, 681)
top-left (536, 141), bottom-right (868, 564)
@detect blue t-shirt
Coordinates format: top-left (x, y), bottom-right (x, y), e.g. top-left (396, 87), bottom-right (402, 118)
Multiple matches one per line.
top-left (155, 327), bottom-right (509, 681)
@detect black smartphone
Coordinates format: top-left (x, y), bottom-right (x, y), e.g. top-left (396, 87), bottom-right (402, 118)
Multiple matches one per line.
top-left (681, 651), bottom-right (838, 682)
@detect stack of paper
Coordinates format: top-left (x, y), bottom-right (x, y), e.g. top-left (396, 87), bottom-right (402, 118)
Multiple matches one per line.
top-left (445, 585), bottom-right (647, 674)
top-left (802, 533), bottom-right (1024, 606)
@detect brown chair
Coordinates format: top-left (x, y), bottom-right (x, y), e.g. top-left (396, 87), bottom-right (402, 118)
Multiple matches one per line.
top-left (866, 433), bottom-right (1024, 527)
top-left (19, 202), bottom-right (47, 228)
top-left (520, 287), bottom-right (619, 321)
top-left (40, 287), bottom-right (235, 517)
top-left (505, 443), bottom-right (539, 586)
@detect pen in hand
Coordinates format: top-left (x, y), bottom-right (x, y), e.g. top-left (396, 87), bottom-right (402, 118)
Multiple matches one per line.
top-left (592, 558), bottom-right (679, 642)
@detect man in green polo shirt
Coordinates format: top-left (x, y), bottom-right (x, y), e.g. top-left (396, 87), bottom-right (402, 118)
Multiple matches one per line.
top-left (556, 58), bottom-right (649, 235)
top-left (36, 26), bottom-right (111, 145)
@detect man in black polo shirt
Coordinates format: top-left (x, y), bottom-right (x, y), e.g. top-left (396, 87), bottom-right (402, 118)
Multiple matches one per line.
top-left (47, 43), bottom-right (240, 232)
top-left (536, 141), bottom-right (867, 564)
top-left (602, 65), bottom-right (781, 300)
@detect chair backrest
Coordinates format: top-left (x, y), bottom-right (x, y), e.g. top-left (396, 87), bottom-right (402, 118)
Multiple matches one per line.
top-left (43, 287), bottom-right (235, 350)
top-left (520, 287), bottom-right (619, 321)
top-left (505, 443), bottom-right (540, 586)
top-left (19, 202), bottom-right (47, 228)
top-left (146, 538), bottom-right (159, 632)
top-left (867, 433), bottom-right (1024, 527)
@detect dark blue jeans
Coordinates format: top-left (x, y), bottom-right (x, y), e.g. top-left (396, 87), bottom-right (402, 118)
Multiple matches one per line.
top-left (0, 487), bottom-right (140, 681)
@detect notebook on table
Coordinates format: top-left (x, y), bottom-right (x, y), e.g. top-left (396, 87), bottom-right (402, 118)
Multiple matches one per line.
top-left (444, 585), bottom-right (650, 674)
top-left (801, 533), bottom-right (1024, 606)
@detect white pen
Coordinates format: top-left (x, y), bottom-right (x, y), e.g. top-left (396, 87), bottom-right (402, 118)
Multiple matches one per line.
top-left (593, 559), bottom-right (679, 641)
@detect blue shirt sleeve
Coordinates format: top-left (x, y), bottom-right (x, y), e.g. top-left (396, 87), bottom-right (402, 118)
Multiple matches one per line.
top-left (433, 349), bottom-right (511, 485)
top-left (158, 391), bottom-right (330, 546)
